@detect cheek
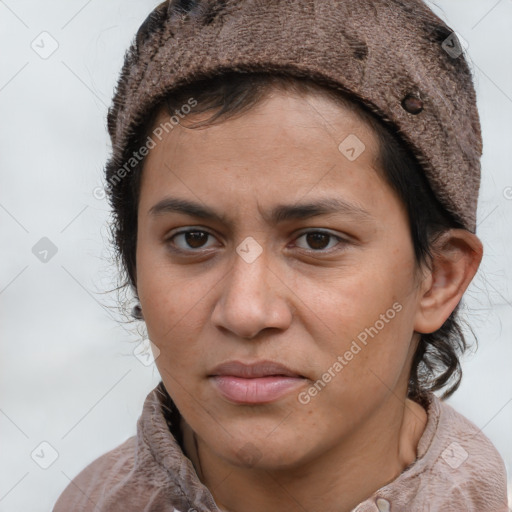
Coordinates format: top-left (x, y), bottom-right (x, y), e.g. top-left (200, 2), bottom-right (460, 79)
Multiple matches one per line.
top-left (314, 259), bottom-right (414, 343)
top-left (135, 245), bottom-right (213, 370)
top-left (302, 304), bottom-right (415, 438)
top-left (136, 235), bottom-right (181, 325)
top-left (312, 260), bottom-right (417, 397)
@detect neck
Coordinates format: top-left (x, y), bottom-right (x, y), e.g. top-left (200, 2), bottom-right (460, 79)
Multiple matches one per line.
top-left (183, 395), bottom-right (427, 512)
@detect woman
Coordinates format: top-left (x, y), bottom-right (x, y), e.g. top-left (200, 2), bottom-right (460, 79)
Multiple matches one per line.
top-left (54, 0), bottom-right (509, 510)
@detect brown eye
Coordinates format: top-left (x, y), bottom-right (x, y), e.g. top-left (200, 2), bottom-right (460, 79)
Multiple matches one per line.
top-left (305, 232), bottom-right (330, 250)
top-left (295, 230), bottom-right (347, 253)
top-left (184, 231), bottom-right (209, 249)
top-left (166, 229), bottom-right (216, 252)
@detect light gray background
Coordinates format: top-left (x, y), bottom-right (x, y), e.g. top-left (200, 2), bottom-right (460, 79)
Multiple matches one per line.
top-left (1, 1), bottom-right (511, 510)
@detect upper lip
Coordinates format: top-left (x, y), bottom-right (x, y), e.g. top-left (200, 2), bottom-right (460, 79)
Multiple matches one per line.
top-left (209, 360), bottom-right (303, 378)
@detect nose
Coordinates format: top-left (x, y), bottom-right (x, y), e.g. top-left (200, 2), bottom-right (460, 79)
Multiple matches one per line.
top-left (210, 245), bottom-right (293, 340)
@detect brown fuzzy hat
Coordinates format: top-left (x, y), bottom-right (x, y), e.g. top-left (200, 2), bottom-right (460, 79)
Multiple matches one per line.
top-left (106, 0), bottom-right (482, 232)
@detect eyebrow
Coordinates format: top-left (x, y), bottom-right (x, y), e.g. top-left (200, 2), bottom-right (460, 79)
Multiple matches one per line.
top-left (148, 196), bottom-right (375, 225)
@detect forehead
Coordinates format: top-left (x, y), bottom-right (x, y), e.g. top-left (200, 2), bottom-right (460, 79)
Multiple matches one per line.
top-left (138, 88), bottom-right (392, 221)
top-left (152, 85), bottom-right (378, 147)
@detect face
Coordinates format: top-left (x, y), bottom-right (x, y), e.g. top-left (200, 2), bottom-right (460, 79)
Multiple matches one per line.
top-left (135, 88), bottom-right (425, 470)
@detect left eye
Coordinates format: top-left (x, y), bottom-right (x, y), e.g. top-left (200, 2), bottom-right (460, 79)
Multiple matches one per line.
top-left (294, 230), bottom-right (345, 252)
top-left (165, 229), bottom-right (346, 253)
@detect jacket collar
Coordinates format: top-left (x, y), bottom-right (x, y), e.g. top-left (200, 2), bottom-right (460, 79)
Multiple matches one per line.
top-left (137, 381), bottom-right (221, 511)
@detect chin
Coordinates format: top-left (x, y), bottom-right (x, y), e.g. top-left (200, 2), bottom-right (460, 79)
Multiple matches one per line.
top-left (212, 428), bottom-right (313, 471)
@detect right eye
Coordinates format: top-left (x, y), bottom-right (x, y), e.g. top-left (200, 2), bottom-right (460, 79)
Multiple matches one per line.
top-left (165, 229), bottom-right (218, 253)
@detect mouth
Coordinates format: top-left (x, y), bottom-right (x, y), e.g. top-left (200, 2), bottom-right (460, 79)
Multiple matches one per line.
top-left (208, 360), bottom-right (307, 404)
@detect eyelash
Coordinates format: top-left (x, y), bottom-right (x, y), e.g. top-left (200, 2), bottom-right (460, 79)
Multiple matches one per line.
top-left (164, 228), bottom-right (349, 255)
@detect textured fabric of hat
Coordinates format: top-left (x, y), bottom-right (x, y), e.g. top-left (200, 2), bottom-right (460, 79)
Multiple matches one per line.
top-left (106, 0), bottom-right (482, 232)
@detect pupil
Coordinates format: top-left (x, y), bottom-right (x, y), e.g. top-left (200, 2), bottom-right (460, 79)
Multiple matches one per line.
top-left (307, 233), bottom-right (329, 250)
top-left (186, 231), bottom-right (208, 248)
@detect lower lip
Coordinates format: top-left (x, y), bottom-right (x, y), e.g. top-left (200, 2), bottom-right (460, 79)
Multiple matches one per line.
top-left (210, 375), bottom-right (305, 404)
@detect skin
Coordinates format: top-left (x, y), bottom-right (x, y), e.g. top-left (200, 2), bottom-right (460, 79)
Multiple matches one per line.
top-left (135, 87), bottom-right (483, 512)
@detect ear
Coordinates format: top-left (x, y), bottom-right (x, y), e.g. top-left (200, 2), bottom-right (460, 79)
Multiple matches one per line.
top-left (414, 229), bottom-right (483, 334)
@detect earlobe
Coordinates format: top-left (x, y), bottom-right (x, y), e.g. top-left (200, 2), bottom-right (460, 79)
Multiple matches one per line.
top-left (132, 303), bottom-right (144, 320)
top-left (413, 229), bottom-right (483, 334)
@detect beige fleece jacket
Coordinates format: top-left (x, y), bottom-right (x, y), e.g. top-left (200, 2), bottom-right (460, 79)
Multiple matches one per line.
top-left (53, 382), bottom-right (509, 512)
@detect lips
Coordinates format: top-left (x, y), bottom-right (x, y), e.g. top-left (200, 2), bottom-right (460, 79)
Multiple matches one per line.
top-left (208, 360), bottom-right (306, 404)
top-left (210, 360), bottom-right (303, 378)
